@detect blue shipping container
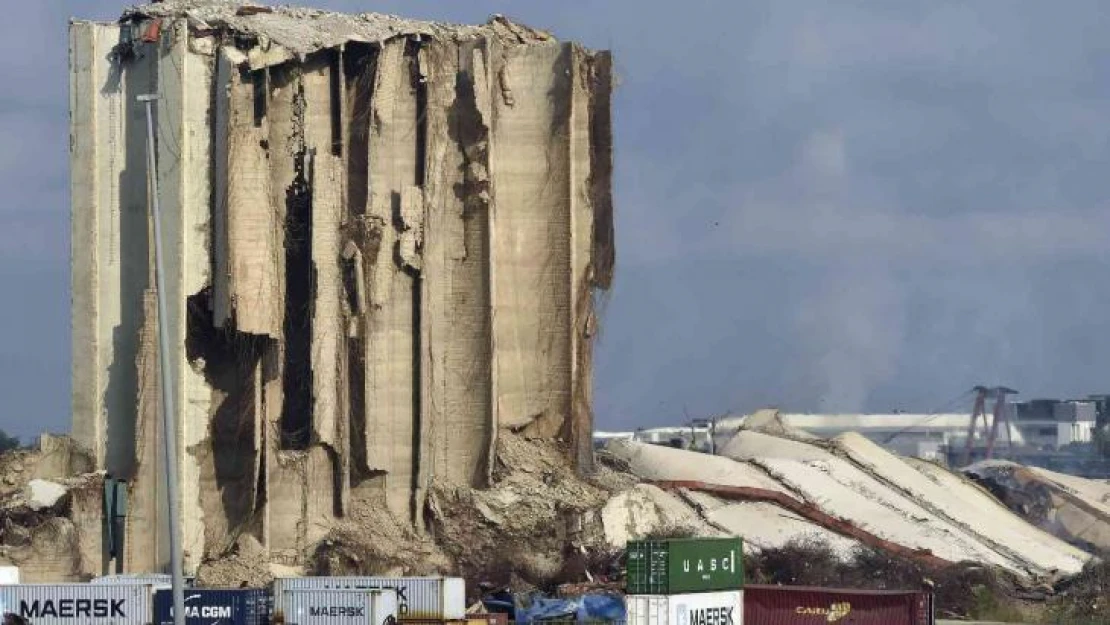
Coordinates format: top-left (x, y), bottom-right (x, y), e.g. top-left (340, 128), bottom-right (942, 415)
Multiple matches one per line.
top-left (154, 589), bottom-right (269, 625)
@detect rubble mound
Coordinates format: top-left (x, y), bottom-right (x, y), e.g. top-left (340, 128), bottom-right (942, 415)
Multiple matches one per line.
top-left (0, 435), bottom-right (93, 498)
top-left (312, 498), bottom-right (451, 579)
top-left (427, 431), bottom-right (617, 591)
top-left (199, 431), bottom-right (638, 592)
top-left (965, 460), bottom-right (1110, 553)
top-left (0, 470), bottom-right (104, 582)
top-left (194, 535), bottom-right (275, 588)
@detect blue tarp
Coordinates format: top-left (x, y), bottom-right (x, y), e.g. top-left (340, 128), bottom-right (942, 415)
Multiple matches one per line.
top-left (489, 592), bottom-right (626, 623)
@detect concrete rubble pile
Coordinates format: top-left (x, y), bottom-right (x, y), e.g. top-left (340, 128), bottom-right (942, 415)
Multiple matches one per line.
top-left (135, 431), bottom-right (639, 589)
top-left (604, 410), bottom-right (1093, 581)
top-left (0, 437), bottom-right (102, 581)
top-left (966, 460), bottom-right (1110, 553)
top-left (68, 0), bottom-right (613, 577)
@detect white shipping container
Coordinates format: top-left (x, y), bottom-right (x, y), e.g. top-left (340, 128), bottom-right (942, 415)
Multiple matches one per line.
top-left (0, 584), bottom-right (153, 625)
top-left (626, 591), bottom-right (742, 625)
top-left (91, 574), bottom-right (181, 589)
top-left (272, 577), bottom-right (465, 621)
top-left (277, 589), bottom-right (397, 625)
top-left (0, 567), bottom-right (19, 585)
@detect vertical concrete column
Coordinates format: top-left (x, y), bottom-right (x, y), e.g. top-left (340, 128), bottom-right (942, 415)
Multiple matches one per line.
top-left (262, 61), bottom-right (297, 555)
top-left (305, 50), bottom-right (349, 531)
top-left (365, 38), bottom-right (421, 521)
top-left (69, 20), bottom-right (146, 478)
top-left (214, 47), bottom-right (282, 336)
top-left (489, 43), bottom-right (574, 438)
top-left (127, 291), bottom-right (168, 573)
top-left (156, 20), bottom-right (215, 572)
top-left (568, 45), bottom-right (599, 474)
top-left (418, 40), bottom-right (495, 502)
top-left (69, 21), bottom-right (109, 466)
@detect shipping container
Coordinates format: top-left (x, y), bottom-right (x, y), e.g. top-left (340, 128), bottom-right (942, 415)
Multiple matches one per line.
top-left (275, 589), bottom-right (397, 625)
top-left (626, 591), bottom-right (742, 625)
top-left (0, 583), bottom-right (153, 625)
top-left (91, 574), bottom-right (195, 588)
top-left (272, 577), bottom-right (464, 621)
top-left (153, 588), bottom-right (269, 625)
top-left (626, 538), bottom-right (743, 594)
top-left (743, 585), bottom-right (930, 625)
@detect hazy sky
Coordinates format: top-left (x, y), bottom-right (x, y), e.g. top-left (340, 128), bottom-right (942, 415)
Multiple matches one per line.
top-left (3, 1), bottom-right (1110, 439)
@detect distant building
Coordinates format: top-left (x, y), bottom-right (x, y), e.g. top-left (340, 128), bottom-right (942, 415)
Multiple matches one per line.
top-left (598, 401), bottom-right (1101, 464)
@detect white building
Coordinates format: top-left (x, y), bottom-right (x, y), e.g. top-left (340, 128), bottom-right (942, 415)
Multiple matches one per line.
top-left (598, 404), bottom-right (1098, 462)
top-left (716, 413), bottom-right (1019, 459)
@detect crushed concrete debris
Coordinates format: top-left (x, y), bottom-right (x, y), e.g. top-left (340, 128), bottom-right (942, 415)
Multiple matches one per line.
top-left (121, 1), bottom-right (552, 68)
top-left (600, 484), bottom-right (720, 548)
top-left (24, 480), bottom-right (67, 511)
top-left (0, 470), bottom-right (106, 582)
top-left (0, 436), bottom-right (94, 499)
top-left (966, 460), bottom-right (1110, 553)
top-left (428, 432), bottom-right (615, 589)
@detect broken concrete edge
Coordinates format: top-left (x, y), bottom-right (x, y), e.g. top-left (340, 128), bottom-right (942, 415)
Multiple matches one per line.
top-left (0, 435), bottom-right (96, 493)
top-left (0, 471), bottom-right (107, 580)
top-left (965, 463), bottom-right (1110, 555)
top-left (25, 480), bottom-right (70, 511)
top-left (109, 3), bottom-right (559, 71)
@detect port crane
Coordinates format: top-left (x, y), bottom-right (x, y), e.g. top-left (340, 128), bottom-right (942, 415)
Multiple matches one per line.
top-left (961, 385), bottom-right (1018, 466)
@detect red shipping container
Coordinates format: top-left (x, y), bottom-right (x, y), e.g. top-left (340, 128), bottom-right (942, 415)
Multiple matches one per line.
top-left (744, 585), bottom-right (930, 625)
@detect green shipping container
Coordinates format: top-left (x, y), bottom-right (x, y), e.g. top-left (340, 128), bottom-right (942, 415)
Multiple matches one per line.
top-left (626, 537), bottom-right (744, 594)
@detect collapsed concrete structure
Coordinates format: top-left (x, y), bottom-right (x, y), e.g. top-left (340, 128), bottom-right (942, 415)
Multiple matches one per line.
top-left (69, 1), bottom-right (613, 575)
top-left (604, 411), bottom-right (1092, 580)
top-left (966, 460), bottom-right (1110, 553)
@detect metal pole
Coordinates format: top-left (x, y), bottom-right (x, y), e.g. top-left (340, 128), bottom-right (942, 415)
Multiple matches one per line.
top-left (138, 93), bottom-right (186, 625)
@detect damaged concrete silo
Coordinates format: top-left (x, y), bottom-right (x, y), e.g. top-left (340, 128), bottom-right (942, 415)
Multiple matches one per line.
top-left (69, 1), bottom-right (613, 575)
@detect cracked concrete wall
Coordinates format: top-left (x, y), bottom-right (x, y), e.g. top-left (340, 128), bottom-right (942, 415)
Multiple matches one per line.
top-left (489, 43), bottom-right (574, 438)
top-left (418, 39), bottom-right (499, 500)
top-left (69, 20), bottom-right (151, 480)
top-left (157, 20), bottom-right (213, 573)
top-left (214, 47), bottom-right (282, 336)
top-left (127, 290), bottom-right (169, 574)
top-left (71, 6), bottom-right (613, 575)
top-left (364, 38), bottom-right (421, 522)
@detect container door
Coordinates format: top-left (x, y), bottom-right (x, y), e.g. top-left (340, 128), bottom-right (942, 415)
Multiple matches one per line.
top-left (372, 589), bottom-right (399, 625)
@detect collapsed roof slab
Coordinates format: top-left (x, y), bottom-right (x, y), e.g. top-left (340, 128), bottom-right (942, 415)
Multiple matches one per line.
top-left (832, 433), bottom-right (1089, 577)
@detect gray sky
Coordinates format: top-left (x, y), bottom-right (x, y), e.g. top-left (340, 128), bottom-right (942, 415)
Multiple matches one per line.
top-left (3, 1), bottom-right (1110, 439)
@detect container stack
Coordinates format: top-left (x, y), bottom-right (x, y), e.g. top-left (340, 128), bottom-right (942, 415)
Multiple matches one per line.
top-left (0, 583), bottom-right (156, 625)
top-left (276, 588), bottom-right (399, 625)
top-left (272, 576), bottom-right (465, 622)
top-left (0, 577), bottom-right (461, 625)
top-left (152, 588), bottom-right (269, 625)
top-left (625, 537), bottom-right (744, 625)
